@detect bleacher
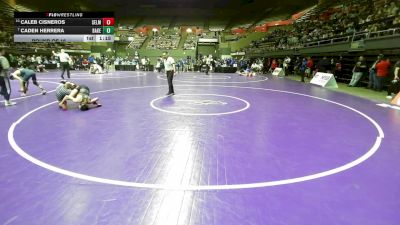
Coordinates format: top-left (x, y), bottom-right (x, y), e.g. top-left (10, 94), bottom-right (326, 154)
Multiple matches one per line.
top-left (147, 31), bottom-right (181, 50)
top-left (198, 32), bottom-right (219, 40)
top-left (183, 34), bottom-right (197, 50)
top-left (126, 34), bottom-right (148, 49)
top-left (246, 0), bottom-right (400, 53)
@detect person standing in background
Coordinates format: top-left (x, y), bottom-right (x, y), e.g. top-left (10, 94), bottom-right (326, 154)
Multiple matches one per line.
top-left (316, 56), bottom-right (331, 73)
top-left (300, 57), bottom-right (308, 82)
top-left (205, 55), bottom-right (213, 75)
top-left (141, 57), bottom-right (146, 71)
top-left (367, 54), bottom-right (383, 89)
top-left (269, 58), bottom-right (278, 73)
top-left (348, 56), bottom-right (367, 87)
top-left (163, 52), bottom-right (176, 96)
top-left (305, 57), bottom-right (314, 79)
top-left (176, 59), bottom-right (181, 74)
top-left (293, 57), bottom-right (301, 75)
top-left (386, 59), bottom-right (400, 99)
top-left (52, 49), bottom-right (70, 79)
top-left (0, 48), bottom-right (16, 106)
top-left (333, 56), bottom-right (343, 79)
top-left (374, 56), bottom-right (391, 91)
top-left (283, 56), bottom-right (291, 76)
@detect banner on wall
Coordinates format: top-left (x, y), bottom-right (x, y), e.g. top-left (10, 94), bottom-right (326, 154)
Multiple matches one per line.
top-left (310, 72), bottom-right (338, 88)
top-left (65, 49), bottom-right (91, 53)
top-left (220, 55), bottom-right (232, 59)
top-left (231, 52), bottom-right (245, 56)
top-left (198, 38), bottom-right (218, 43)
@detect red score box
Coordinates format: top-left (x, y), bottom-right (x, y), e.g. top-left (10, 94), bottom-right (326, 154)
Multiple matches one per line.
top-left (102, 18), bottom-right (115, 26)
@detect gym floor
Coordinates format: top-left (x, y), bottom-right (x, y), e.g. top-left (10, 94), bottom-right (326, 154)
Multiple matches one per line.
top-left (0, 71), bottom-right (399, 225)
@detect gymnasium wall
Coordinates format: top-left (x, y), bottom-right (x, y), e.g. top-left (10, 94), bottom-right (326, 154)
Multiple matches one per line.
top-left (90, 43), bottom-right (113, 53)
top-left (115, 46), bottom-right (196, 64)
top-left (229, 32), bottom-right (267, 52)
top-left (198, 45), bottom-right (217, 57)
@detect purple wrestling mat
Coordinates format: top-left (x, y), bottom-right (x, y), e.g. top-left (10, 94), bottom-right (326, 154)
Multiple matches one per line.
top-left (0, 70), bottom-right (399, 225)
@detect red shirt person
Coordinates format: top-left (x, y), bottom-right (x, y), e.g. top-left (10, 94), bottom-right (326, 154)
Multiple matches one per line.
top-left (306, 58), bottom-right (314, 70)
top-left (374, 58), bottom-right (391, 91)
top-left (375, 59), bottom-right (391, 77)
top-left (270, 59), bottom-right (278, 70)
top-left (305, 57), bottom-right (314, 77)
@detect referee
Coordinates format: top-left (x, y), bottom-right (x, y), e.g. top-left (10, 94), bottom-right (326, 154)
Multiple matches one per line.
top-left (163, 52), bottom-right (176, 95)
top-left (52, 49), bottom-right (70, 79)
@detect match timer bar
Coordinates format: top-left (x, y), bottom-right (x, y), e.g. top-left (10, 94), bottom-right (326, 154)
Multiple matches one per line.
top-left (14, 35), bottom-right (114, 42)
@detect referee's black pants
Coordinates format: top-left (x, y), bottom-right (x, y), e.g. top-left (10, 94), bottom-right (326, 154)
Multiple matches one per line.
top-left (166, 70), bottom-right (175, 94)
top-left (60, 62), bottom-right (70, 79)
top-left (205, 65), bottom-right (210, 75)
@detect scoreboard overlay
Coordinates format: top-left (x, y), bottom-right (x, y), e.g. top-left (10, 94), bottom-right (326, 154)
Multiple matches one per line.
top-left (14, 12), bottom-right (115, 42)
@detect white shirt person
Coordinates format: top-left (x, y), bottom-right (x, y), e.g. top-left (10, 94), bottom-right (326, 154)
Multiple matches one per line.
top-left (52, 49), bottom-right (71, 79)
top-left (163, 52), bottom-right (176, 95)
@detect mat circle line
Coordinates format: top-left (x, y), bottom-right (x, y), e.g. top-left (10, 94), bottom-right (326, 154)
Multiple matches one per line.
top-left (8, 85), bottom-right (384, 191)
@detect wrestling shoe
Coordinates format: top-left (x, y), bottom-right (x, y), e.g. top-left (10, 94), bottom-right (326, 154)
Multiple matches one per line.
top-left (4, 101), bottom-right (16, 106)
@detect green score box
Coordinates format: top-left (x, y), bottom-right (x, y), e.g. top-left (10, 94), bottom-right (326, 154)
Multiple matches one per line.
top-left (103, 26), bottom-right (114, 34)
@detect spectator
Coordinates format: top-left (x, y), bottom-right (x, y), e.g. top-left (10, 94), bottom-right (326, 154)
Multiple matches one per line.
top-left (270, 59), bottom-right (278, 72)
top-left (88, 55), bottom-right (94, 65)
top-left (300, 58), bottom-right (308, 82)
top-left (246, 0), bottom-right (399, 52)
top-left (305, 57), bottom-right (314, 79)
top-left (82, 58), bottom-right (89, 70)
top-left (367, 54), bottom-right (383, 89)
top-left (374, 56), bottom-right (391, 91)
top-left (349, 56), bottom-right (367, 87)
top-left (155, 57), bottom-right (162, 73)
top-left (283, 56), bottom-right (291, 76)
top-left (293, 57), bottom-right (301, 75)
top-left (0, 48), bottom-right (16, 106)
top-left (316, 56), bottom-right (331, 73)
top-left (386, 59), bottom-right (400, 99)
top-left (387, 1), bottom-right (399, 17)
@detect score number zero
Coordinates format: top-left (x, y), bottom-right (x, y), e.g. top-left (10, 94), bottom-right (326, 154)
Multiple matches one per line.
top-left (91, 18), bottom-right (115, 26)
top-left (91, 18), bottom-right (114, 34)
top-left (91, 27), bottom-right (114, 34)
